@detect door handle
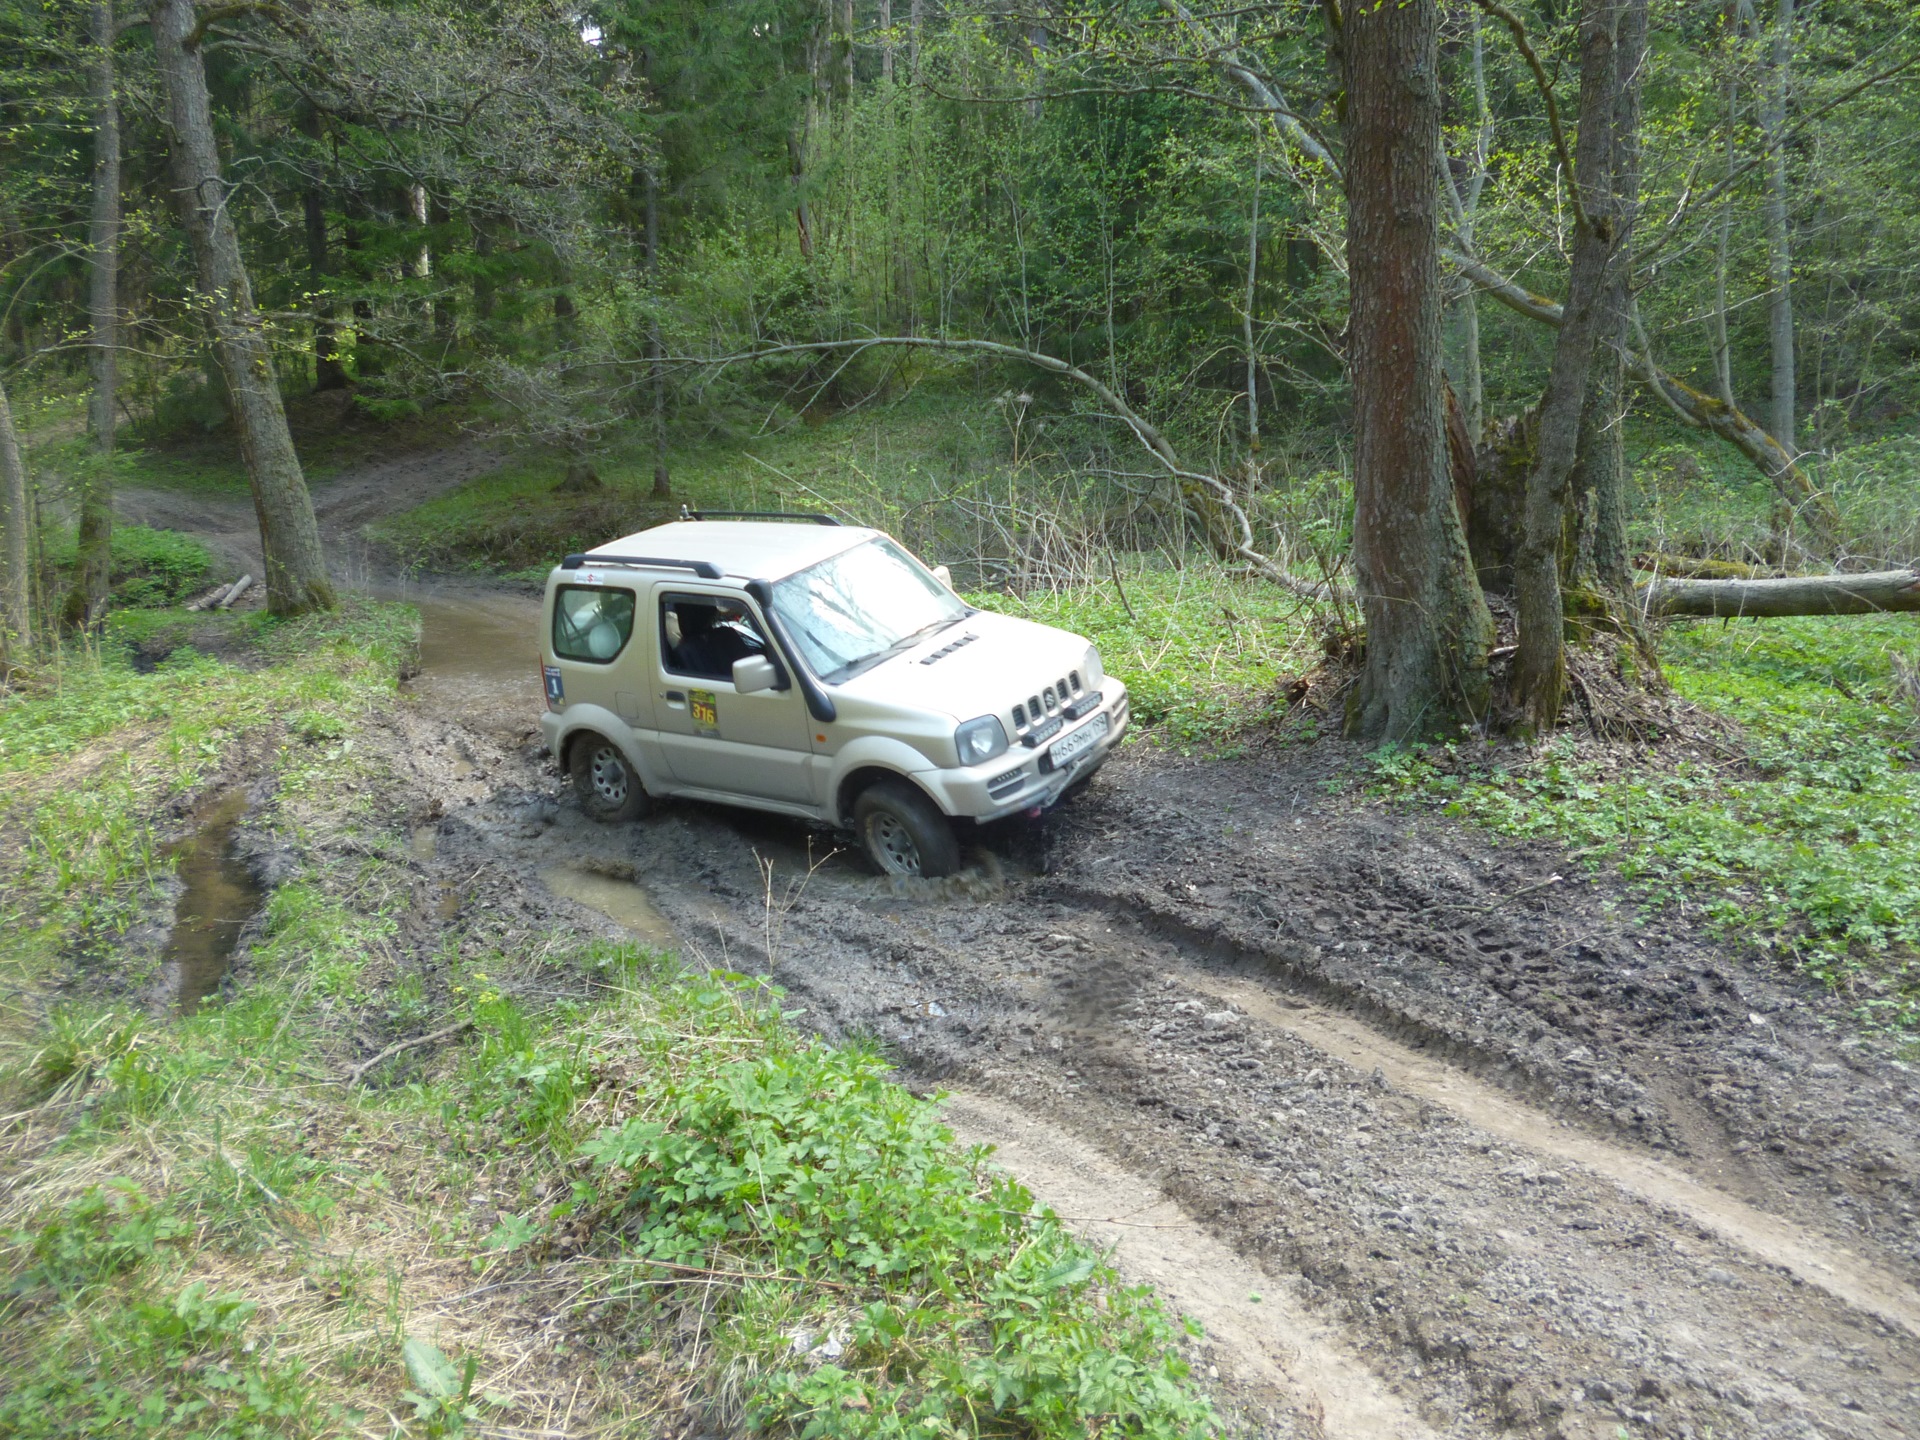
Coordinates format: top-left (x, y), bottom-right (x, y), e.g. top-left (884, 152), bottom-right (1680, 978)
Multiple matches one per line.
top-left (663, 690), bottom-right (686, 705)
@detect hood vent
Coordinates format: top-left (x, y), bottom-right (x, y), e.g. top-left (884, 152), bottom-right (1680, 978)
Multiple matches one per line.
top-left (918, 632), bottom-right (979, 666)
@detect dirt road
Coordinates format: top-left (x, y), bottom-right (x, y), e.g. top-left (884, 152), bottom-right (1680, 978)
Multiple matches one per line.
top-left (147, 452), bottom-right (1920, 1437)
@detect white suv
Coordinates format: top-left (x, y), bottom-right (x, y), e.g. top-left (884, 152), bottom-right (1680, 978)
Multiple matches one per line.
top-left (537, 513), bottom-right (1130, 876)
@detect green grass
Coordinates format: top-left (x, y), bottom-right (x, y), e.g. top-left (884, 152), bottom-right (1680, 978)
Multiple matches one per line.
top-left (0, 600), bottom-right (418, 1017)
top-left (1375, 615), bottom-right (1920, 1032)
top-left (973, 563), bottom-right (1327, 748)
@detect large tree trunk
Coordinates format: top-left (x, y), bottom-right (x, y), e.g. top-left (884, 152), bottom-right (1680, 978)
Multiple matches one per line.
top-left (1644, 568), bottom-right (1920, 617)
top-left (1567, 0), bottom-right (1650, 648)
top-left (153, 0), bottom-right (333, 616)
top-left (0, 377), bottom-right (30, 661)
top-left (641, 56), bottom-right (670, 501)
top-left (1513, 0), bottom-right (1622, 732)
top-left (1343, 0), bottom-right (1493, 741)
top-left (1760, 0), bottom-right (1797, 452)
top-left (67, 0), bottom-right (119, 631)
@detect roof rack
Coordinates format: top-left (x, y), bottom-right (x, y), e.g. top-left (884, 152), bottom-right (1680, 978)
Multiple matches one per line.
top-left (678, 507), bottom-right (841, 526)
top-left (559, 554), bottom-right (724, 579)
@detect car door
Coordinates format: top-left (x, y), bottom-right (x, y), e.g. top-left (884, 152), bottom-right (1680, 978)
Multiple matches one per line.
top-left (653, 588), bottom-right (816, 805)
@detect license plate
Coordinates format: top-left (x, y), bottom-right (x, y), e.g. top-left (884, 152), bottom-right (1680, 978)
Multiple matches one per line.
top-left (1049, 712), bottom-right (1109, 767)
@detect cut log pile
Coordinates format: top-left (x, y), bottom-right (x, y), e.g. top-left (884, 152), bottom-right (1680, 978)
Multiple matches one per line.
top-left (185, 574), bottom-right (256, 612)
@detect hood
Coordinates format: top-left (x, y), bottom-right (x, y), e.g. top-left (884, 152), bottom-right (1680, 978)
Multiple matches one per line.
top-left (831, 607), bottom-right (1095, 722)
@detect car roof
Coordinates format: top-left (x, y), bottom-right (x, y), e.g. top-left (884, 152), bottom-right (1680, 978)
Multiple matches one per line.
top-left (582, 520), bottom-right (877, 583)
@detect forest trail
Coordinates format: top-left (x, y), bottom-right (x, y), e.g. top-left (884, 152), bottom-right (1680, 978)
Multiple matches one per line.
top-left (139, 452), bottom-right (1920, 1437)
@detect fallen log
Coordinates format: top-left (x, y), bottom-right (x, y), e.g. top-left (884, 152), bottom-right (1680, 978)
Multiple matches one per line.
top-left (1634, 552), bottom-right (1774, 581)
top-left (215, 573), bottom-right (253, 610)
top-left (1642, 568), bottom-right (1920, 618)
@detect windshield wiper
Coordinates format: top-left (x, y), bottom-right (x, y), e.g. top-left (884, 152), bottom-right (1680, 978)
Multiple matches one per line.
top-left (841, 617), bottom-right (956, 679)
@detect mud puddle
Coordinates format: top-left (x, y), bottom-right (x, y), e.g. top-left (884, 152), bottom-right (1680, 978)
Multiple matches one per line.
top-left (537, 864), bottom-right (677, 949)
top-left (164, 788), bottom-right (262, 1013)
top-left (375, 582), bottom-right (544, 729)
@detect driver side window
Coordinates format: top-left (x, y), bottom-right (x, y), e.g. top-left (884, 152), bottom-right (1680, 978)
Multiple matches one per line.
top-left (659, 594), bottom-right (769, 682)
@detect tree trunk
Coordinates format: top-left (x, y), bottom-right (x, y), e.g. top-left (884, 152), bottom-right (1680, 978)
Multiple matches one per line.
top-left (1243, 138), bottom-right (1260, 463)
top-left (1513, 0), bottom-right (1622, 732)
top-left (1761, 0), bottom-right (1796, 452)
top-left (642, 73), bottom-right (670, 501)
top-left (0, 377), bottom-right (30, 660)
top-left (881, 0), bottom-right (893, 82)
top-left (305, 187), bottom-right (349, 390)
top-left (1644, 568), bottom-right (1920, 618)
top-left (68, 0), bottom-right (119, 632)
top-left (1343, 0), bottom-right (1493, 741)
top-left (1567, 0), bottom-right (1649, 646)
top-left (909, 0), bottom-right (922, 83)
top-left (152, 0), bottom-right (333, 616)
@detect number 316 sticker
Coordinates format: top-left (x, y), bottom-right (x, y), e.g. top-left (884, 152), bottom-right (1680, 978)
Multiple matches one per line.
top-left (689, 689), bottom-right (719, 733)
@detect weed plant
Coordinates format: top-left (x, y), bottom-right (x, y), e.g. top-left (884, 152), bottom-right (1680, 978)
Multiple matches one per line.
top-left (1376, 615), bottom-right (1920, 1032)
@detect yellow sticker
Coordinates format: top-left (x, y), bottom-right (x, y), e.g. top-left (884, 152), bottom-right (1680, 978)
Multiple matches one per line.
top-left (690, 689), bottom-right (719, 733)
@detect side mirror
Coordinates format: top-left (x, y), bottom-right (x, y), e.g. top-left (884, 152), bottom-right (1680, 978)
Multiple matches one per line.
top-left (732, 655), bottom-right (779, 694)
top-left (932, 564), bottom-right (953, 588)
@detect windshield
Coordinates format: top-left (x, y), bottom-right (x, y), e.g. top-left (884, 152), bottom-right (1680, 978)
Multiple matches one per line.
top-left (769, 537), bottom-right (967, 682)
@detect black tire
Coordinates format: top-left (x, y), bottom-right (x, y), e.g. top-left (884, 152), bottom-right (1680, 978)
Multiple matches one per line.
top-left (854, 779), bottom-right (960, 878)
top-left (568, 734), bottom-right (649, 823)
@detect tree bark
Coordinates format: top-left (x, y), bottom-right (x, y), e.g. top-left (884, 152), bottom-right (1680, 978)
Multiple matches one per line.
top-left (1513, 0), bottom-right (1621, 732)
top-left (1760, 0), bottom-right (1796, 452)
top-left (1644, 569), bottom-right (1920, 617)
top-left (1343, 0), bottom-right (1494, 741)
top-left (153, 0), bottom-right (333, 615)
top-left (642, 53), bottom-right (669, 501)
top-left (1567, 0), bottom-right (1649, 647)
top-left (68, 0), bottom-right (119, 631)
top-left (304, 187), bottom-right (348, 390)
top-left (0, 377), bottom-right (30, 659)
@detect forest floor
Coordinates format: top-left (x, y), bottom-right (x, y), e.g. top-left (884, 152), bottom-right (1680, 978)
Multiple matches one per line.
top-left (9, 428), bottom-right (1919, 1439)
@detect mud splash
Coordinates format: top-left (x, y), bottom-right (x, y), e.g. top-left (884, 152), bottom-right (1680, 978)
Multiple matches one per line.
top-left (164, 788), bottom-right (262, 1014)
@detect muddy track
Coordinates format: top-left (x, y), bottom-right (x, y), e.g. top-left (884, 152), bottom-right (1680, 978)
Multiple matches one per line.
top-left (134, 464), bottom-right (1920, 1436)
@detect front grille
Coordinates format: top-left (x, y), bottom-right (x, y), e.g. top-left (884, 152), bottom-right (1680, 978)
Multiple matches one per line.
top-left (1012, 671), bottom-right (1085, 736)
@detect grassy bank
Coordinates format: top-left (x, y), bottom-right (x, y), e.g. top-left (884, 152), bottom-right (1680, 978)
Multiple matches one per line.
top-left (1375, 615), bottom-right (1920, 1037)
top-left (0, 603), bottom-right (1220, 1437)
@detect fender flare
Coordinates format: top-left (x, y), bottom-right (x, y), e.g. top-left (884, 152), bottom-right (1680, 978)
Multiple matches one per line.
top-left (554, 708), bottom-right (671, 796)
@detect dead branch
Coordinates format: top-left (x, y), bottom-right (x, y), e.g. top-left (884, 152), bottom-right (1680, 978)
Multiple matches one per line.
top-left (347, 1019), bottom-right (474, 1084)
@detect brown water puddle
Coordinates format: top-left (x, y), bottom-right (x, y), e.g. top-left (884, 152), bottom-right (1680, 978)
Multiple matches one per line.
top-left (378, 585), bottom-right (544, 725)
top-left (537, 864), bottom-right (677, 949)
top-left (164, 788), bottom-right (264, 1014)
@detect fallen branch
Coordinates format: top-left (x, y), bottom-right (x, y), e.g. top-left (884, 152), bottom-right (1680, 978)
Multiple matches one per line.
top-left (1641, 568), bottom-right (1920, 618)
top-left (687, 334), bottom-right (1340, 602)
top-left (216, 573), bottom-right (253, 610)
top-left (1444, 246), bottom-right (1838, 535)
top-left (347, 1019), bottom-right (474, 1084)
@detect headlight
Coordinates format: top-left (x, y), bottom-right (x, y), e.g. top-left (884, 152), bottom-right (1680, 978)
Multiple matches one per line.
top-left (1084, 648), bottom-right (1105, 687)
top-left (954, 715), bottom-right (1009, 766)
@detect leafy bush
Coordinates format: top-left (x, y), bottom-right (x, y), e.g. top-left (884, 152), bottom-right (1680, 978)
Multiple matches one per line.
top-left (42, 524), bottom-right (214, 609)
top-left (470, 971), bottom-right (1213, 1440)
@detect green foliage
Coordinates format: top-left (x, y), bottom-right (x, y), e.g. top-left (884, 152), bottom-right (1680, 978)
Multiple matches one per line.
top-left (1376, 616), bottom-right (1920, 1030)
top-left (6, 1182), bottom-right (192, 1297)
top-left (42, 525), bottom-right (216, 609)
top-left (549, 971), bottom-right (1217, 1438)
top-left (0, 1280), bottom-right (318, 1440)
top-left (978, 562), bottom-right (1325, 749)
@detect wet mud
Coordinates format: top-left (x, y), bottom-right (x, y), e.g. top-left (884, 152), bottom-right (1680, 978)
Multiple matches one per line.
top-left (162, 787), bottom-right (263, 1014)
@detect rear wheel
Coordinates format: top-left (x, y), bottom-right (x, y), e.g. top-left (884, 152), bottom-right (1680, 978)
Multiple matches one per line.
top-left (854, 780), bottom-right (960, 878)
top-left (569, 735), bottom-right (649, 823)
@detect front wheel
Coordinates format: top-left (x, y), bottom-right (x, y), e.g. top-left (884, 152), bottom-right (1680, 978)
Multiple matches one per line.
top-left (854, 780), bottom-right (960, 878)
top-left (569, 735), bottom-right (650, 823)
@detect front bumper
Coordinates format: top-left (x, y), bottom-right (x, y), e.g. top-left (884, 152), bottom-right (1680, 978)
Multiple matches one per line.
top-left (918, 681), bottom-right (1131, 822)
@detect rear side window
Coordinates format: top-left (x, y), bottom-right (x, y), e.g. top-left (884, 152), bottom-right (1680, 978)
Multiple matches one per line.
top-left (552, 585), bottom-right (636, 663)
